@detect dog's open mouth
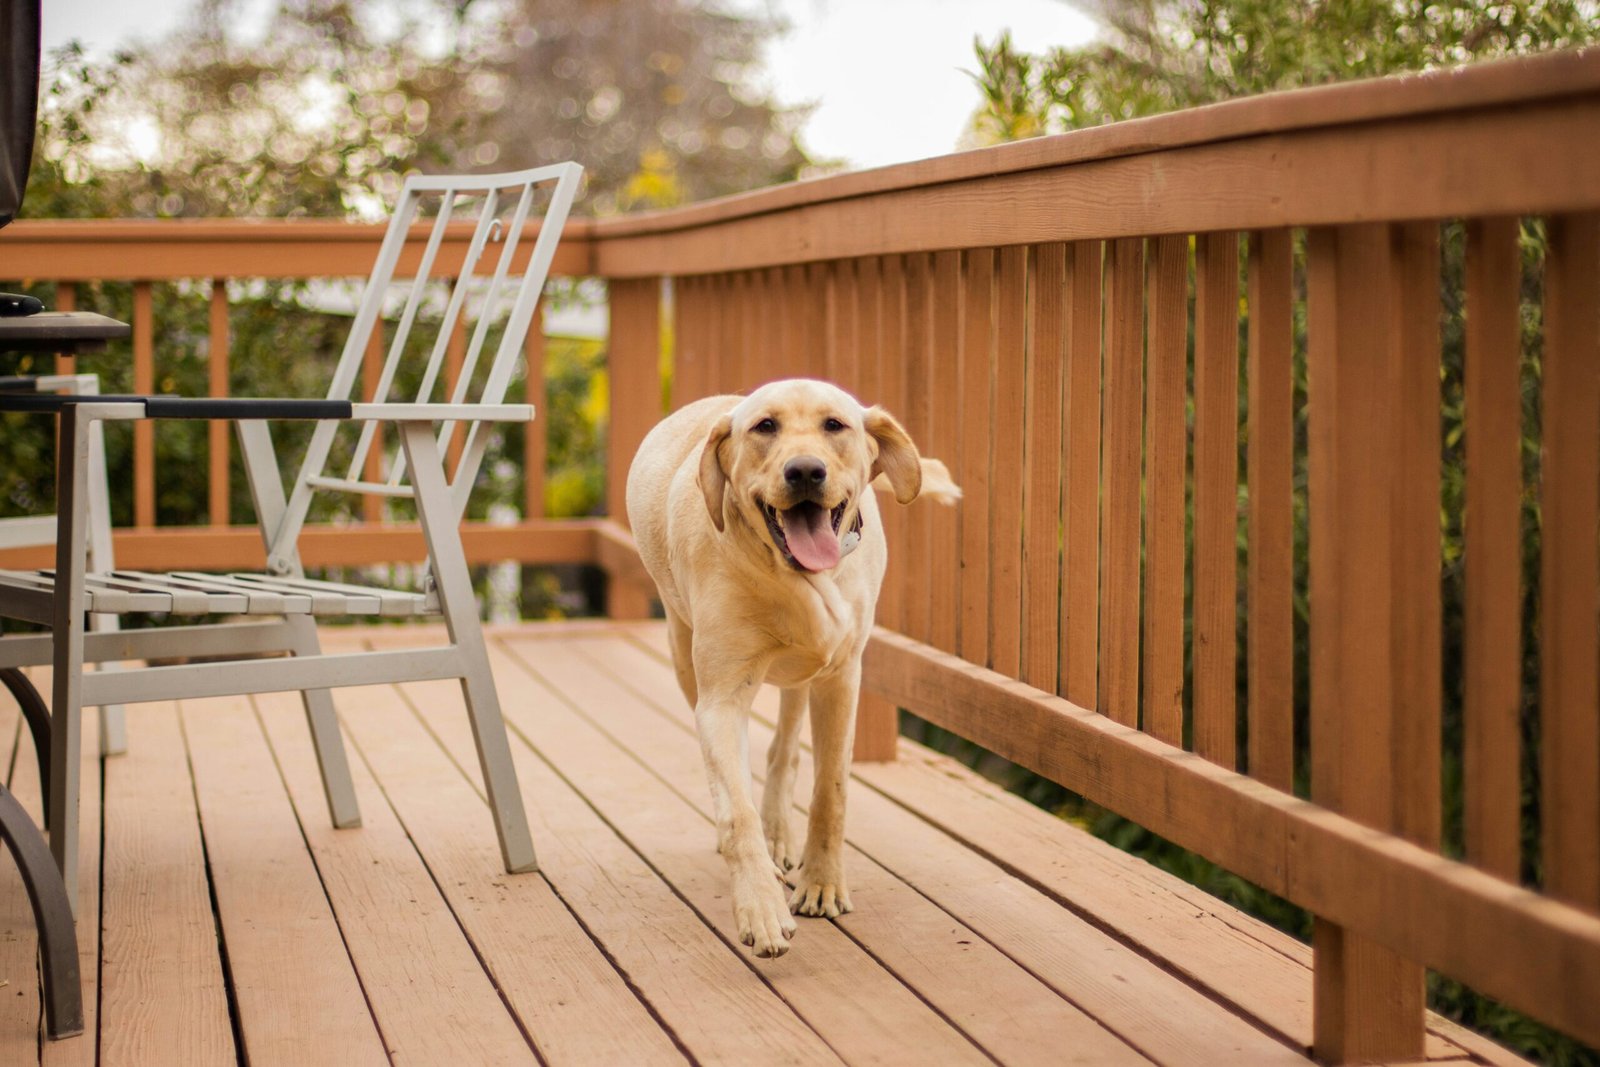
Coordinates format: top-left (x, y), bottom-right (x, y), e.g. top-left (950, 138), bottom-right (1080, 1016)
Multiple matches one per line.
top-left (761, 498), bottom-right (849, 572)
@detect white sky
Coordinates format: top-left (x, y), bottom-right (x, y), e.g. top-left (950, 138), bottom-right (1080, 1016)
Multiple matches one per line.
top-left (41, 0), bottom-right (1097, 172)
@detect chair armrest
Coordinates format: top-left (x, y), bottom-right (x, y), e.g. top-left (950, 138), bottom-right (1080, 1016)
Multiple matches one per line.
top-left (0, 393), bottom-right (147, 414)
top-left (349, 402), bottom-right (534, 422)
top-left (0, 394), bottom-right (530, 422)
top-left (142, 397), bottom-right (354, 420)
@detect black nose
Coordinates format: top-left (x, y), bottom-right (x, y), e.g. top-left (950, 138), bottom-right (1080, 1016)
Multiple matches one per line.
top-left (783, 455), bottom-right (828, 489)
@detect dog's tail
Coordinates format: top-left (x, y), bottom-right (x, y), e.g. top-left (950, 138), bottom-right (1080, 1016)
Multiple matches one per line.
top-left (875, 457), bottom-right (962, 505)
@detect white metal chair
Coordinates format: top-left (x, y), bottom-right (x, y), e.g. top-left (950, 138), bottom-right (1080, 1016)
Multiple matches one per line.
top-left (0, 162), bottom-right (584, 903)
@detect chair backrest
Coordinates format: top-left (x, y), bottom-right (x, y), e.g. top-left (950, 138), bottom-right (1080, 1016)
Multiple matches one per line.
top-left (270, 163), bottom-right (582, 566)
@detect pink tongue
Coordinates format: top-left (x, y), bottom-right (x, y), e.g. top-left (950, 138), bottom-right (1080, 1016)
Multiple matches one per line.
top-left (782, 505), bottom-right (841, 571)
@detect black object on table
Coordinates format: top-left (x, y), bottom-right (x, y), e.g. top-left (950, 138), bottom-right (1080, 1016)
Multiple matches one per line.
top-left (0, 311), bottom-right (131, 354)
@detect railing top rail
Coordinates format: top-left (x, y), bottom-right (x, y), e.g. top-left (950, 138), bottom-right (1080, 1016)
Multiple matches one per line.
top-left (3, 45), bottom-right (1597, 281)
top-left (2, 216), bottom-right (596, 244)
top-left (587, 46), bottom-right (1600, 240)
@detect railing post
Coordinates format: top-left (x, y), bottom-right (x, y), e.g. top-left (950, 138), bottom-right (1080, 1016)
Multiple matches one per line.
top-left (1306, 223), bottom-right (1434, 1063)
top-left (605, 276), bottom-right (663, 619)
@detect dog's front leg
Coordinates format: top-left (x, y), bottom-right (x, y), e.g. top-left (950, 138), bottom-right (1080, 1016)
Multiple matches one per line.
top-left (696, 680), bottom-right (797, 958)
top-left (762, 686), bottom-right (806, 873)
top-left (791, 663), bottom-right (858, 918)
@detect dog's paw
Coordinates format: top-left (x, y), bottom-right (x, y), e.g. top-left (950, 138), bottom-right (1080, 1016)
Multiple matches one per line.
top-left (763, 811), bottom-right (799, 873)
top-left (789, 876), bottom-right (853, 919)
top-left (734, 872), bottom-right (797, 959)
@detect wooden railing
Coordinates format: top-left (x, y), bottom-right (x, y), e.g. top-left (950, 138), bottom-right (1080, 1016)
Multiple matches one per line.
top-left (3, 46), bottom-right (1599, 1061)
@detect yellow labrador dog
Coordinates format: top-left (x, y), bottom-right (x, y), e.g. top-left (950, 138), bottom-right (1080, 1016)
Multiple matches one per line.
top-left (626, 379), bottom-right (958, 958)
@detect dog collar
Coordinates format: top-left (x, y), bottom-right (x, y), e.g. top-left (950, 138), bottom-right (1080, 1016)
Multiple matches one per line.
top-left (839, 511), bottom-right (864, 559)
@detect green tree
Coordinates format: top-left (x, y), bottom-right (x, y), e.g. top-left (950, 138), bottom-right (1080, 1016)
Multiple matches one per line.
top-left (31, 0), bottom-right (811, 219)
top-left (969, 0), bottom-right (1600, 138)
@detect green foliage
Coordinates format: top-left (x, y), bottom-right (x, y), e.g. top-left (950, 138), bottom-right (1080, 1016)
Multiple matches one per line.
top-left (969, 0), bottom-right (1600, 139)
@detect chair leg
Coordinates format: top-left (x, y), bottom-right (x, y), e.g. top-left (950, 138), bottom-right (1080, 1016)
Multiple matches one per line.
top-left (49, 405), bottom-right (90, 908)
top-left (84, 383), bottom-right (127, 758)
top-left (400, 421), bottom-right (536, 874)
top-left (456, 630), bottom-right (538, 873)
top-left (0, 668), bottom-right (53, 825)
top-left (0, 785), bottom-right (83, 1039)
top-left (285, 615), bottom-right (362, 829)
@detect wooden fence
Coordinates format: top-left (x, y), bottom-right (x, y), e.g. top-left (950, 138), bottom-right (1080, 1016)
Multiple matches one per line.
top-left (3, 47), bottom-right (1599, 1061)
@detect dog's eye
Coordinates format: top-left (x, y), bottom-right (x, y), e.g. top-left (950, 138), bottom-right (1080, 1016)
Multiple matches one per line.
top-left (752, 417), bottom-right (778, 434)
top-left (823, 417), bottom-right (846, 433)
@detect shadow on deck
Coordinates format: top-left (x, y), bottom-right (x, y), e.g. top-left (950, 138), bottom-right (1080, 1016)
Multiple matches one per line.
top-left (0, 620), bottom-right (1522, 1065)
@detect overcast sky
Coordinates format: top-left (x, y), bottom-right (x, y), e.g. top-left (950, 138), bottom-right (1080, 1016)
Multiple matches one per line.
top-left (41, 0), bottom-right (1097, 172)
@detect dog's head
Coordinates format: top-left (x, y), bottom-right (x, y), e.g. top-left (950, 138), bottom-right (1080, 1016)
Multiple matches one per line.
top-left (697, 379), bottom-right (922, 574)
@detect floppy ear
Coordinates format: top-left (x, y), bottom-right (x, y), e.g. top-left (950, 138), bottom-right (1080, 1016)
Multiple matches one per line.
top-left (865, 406), bottom-right (922, 505)
top-left (698, 414), bottom-right (734, 532)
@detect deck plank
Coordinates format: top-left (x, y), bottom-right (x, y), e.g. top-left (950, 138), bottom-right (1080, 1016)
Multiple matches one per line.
top-left (99, 703), bottom-right (236, 1066)
top-left (842, 718), bottom-right (1513, 1065)
top-left (253, 687), bottom-right (539, 1066)
top-left (0, 620), bottom-right (1537, 1065)
top-left (322, 634), bottom-right (839, 1066)
top-left (550, 635), bottom-right (1151, 1067)
top-left (623, 621), bottom-right (1525, 1066)
top-left (470, 635), bottom-right (997, 1067)
top-left (398, 682), bottom-right (842, 1066)
top-left (316, 670), bottom-right (688, 1067)
top-left (584, 632), bottom-right (1310, 1066)
top-left (179, 693), bottom-right (390, 1067)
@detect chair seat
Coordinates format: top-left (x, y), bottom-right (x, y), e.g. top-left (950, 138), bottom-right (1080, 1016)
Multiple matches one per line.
top-left (0, 569), bottom-right (437, 617)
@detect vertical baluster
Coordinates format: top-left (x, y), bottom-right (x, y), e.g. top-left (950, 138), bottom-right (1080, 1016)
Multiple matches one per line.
top-left (929, 250), bottom-right (962, 655)
top-left (990, 246), bottom-right (1027, 678)
top-left (1246, 229), bottom-right (1296, 792)
top-left (1099, 238), bottom-right (1144, 726)
top-left (1391, 221), bottom-right (1443, 847)
top-left (53, 283), bottom-right (76, 376)
top-left (1143, 235), bottom-right (1188, 743)
top-left (132, 282), bottom-right (154, 529)
top-left (208, 280), bottom-right (231, 527)
top-left (1023, 242), bottom-right (1066, 694)
top-left (444, 290), bottom-right (467, 474)
top-left (1194, 232), bottom-right (1241, 765)
top-left (362, 324), bottom-right (385, 523)
top-left (902, 252), bottom-right (934, 644)
top-left (958, 249), bottom-right (994, 668)
top-left (1062, 241), bottom-right (1103, 708)
top-left (878, 256), bottom-right (908, 634)
top-left (523, 300), bottom-right (547, 519)
top-left (826, 260), bottom-right (856, 388)
top-left (1539, 212), bottom-right (1600, 910)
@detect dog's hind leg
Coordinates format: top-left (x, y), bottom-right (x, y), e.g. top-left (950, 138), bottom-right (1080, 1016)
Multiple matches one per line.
top-left (665, 607), bottom-right (697, 708)
top-left (762, 686), bottom-right (806, 873)
top-left (791, 661), bottom-right (858, 919)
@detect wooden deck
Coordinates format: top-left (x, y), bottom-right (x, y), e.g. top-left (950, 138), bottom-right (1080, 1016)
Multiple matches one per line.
top-left (0, 620), bottom-right (1524, 1066)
